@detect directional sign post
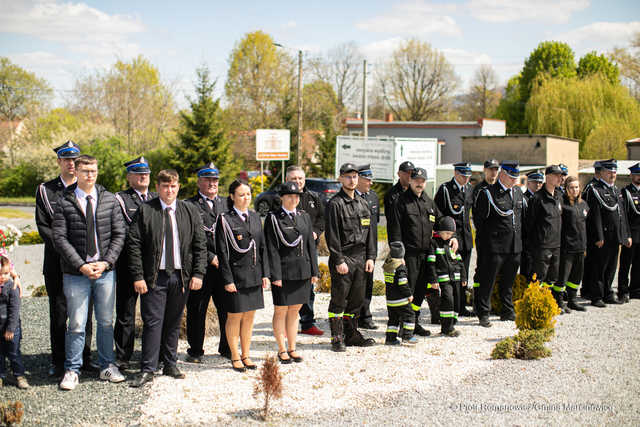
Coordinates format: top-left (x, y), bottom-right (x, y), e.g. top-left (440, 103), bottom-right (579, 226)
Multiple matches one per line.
top-left (256, 129), bottom-right (291, 190)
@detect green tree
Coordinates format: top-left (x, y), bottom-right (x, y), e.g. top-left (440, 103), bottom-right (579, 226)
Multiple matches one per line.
top-left (525, 74), bottom-right (640, 157)
top-left (224, 31), bottom-right (295, 130)
top-left (577, 51), bottom-right (619, 84)
top-left (70, 55), bottom-right (176, 153)
top-left (81, 137), bottom-right (130, 192)
top-left (377, 38), bottom-right (459, 121)
top-left (0, 57), bottom-right (52, 165)
top-left (172, 65), bottom-right (240, 196)
top-left (495, 75), bottom-right (525, 133)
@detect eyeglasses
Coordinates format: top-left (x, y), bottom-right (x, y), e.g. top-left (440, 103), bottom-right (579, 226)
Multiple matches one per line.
top-left (78, 169), bottom-right (98, 176)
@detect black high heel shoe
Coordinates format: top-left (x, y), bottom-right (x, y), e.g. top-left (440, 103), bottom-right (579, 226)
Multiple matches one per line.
top-left (277, 351), bottom-right (292, 364)
top-left (287, 350), bottom-right (303, 363)
top-left (231, 359), bottom-right (246, 372)
top-left (241, 356), bottom-right (257, 370)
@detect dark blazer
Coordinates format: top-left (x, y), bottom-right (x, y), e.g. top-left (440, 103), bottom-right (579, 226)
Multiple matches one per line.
top-left (388, 188), bottom-right (442, 254)
top-left (127, 198), bottom-right (207, 289)
top-left (115, 188), bottom-right (158, 226)
top-left (264, 208), bottom-right (319, 282)
top-left (585, 180), bottom-right (630, 245)
top-left (474, 182), bottom-right (525, 254)
top-left (35, 176), bottom-right (67, 275)
top-left (215, 209), bottom-right (269, 289)
top-left (52, 184), bottom-right (126, 275)
top-left (622, 183), bottom-right (640, 243)
top-left (185, 193), bottom-right (226, 265)
top-left (434, 178), bottom-right (473, 252)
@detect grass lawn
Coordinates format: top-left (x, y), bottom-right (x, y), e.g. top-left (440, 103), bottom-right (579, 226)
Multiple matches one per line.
top-left (0, 196), bottom-right (36, 205)
top-left (0, 207), bottom-right (33, 218)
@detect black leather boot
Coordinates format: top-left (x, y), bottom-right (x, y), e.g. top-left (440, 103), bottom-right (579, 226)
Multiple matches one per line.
top-left (329, 317), bottom-right (346, 352)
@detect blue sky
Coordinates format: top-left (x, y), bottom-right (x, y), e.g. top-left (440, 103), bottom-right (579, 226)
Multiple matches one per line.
top-left (1, 0), bottom-right (639, 108)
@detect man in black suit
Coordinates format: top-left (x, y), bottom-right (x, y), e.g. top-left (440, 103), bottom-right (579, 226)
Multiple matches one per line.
top-left (185, 163), bottom-right (230, 362)
top-left (35, 141), bottom-right (95, 377)
top-left (114, 156), bottom-right (157, 369)
top-left (128, 169), bottom-right (207, 387)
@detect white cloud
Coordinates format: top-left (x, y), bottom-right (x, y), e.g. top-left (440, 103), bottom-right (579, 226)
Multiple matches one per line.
top-left (10, 51), bottom-right (71, 67)
top-left (554, 21), bottom-right (640, 53)
top-left (360, 37), bottom-right (405, 60)
top-left (0, 0), bottom-right (144, 58)
top-left (467, 0), bottom-right (590, 24)
top-left (441, 48), bottom-right (492, 67)
top-left (283, 20), bottom-right (297, 29)
top-left (356, 1), bottom-right (461, 37)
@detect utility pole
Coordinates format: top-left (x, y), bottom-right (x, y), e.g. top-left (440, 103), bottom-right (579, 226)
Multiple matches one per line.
top-left (297, 50), bottom-right (303, 165)
top-left (362, 59), bottom-right (368, 140)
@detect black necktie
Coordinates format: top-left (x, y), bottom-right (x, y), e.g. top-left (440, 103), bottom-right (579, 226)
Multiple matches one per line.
top-left (164, 207), bottom-right (175, 274)
top-left (289, 212), bottom-right (295, 222)
top-left (141, 193), bottom-right (147, 202)
top-left (86, 195), bottom-right (97, 257)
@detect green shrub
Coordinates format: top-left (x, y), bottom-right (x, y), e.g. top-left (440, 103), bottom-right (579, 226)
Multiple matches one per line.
top-left (0, 162), bottom-right (46, 197)
top-left (491, 336), bottom-right (517, 359)
top-left (372, 279), bottom-right (385, 296)
top-left (19, 230), bottom-right (43, 245)
top-left (315, 263), bottom-right (331, 293)
top-left (491, 273), bottom-right (528, 314)
top-left (515, 283), bottom-right (561, 330)
top-left (31, 285), bottom-right (47, 297)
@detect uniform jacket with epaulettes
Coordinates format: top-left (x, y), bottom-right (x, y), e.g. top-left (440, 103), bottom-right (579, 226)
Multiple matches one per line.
top-left (215, 209), bottom-right (269, 289)
top-left (621, 183), bottom-right (640, 244)
top-left (325, 189), bottom-right (376, 265)
top-left (384, 263), bottom-right (412, 307)
top-left (561, 194), bottom-right (589, 253)
top-left (388, 188), bottom-right (443, 254)
top-left (264, 208), bottom-right (319, 282)
top-left (185, 193), bottom-right (226, 265)
top-left (299, 188), bottom-right (325, 240)
top-left (425, 236), bottom-right (467, 286)
top-left (35, 176), bottom-right (68, 275)
top-left (473, 182), bottom-right (525, 254)
top-left (471, 180), bottom-right (491, 233)
top-left (584, 180), bottom-right (630, 245)
top-left (525, 187), bottom-right (563, 249)
top-left (434, 178), bottom-right (473, 252)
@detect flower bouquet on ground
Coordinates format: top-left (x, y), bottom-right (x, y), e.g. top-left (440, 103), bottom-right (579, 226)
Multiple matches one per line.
top-left (0, 224), bottom-right (23, 253)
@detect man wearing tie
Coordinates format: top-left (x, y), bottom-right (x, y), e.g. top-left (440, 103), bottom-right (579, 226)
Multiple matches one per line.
top-left (185, 163), bottom-right (230, 362)
top-left (53, 155), bottom-right (126, 390)
top-left (127, 170), bottom-right (207, 387)
top-left (113, 156), bottom-right (157, 369)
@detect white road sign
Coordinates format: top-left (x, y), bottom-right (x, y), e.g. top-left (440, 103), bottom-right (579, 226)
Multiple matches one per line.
top-left (256, 129), bottom-right (290, 161)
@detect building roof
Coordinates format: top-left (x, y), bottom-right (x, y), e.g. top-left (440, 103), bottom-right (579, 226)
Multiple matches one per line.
top-left (462, 134), bottom-right (581, 143)
top-left (626, 137), bottom-right (640, 145)
top-left (346, 120), bottom-right (484, 129)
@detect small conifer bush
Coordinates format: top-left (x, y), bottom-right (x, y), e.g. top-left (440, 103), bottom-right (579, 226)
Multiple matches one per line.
top-left (515, 283), bottom-right (561, 331)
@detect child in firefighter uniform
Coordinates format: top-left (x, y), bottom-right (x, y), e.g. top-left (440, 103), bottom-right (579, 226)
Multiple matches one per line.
top-left (383, 242), bottom-right (417, 345)
top-left (426, 217), bottom-right (466, 337)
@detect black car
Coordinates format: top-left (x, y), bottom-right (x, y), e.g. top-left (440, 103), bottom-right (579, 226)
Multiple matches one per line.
top-left (254, 178), bottom-right (340, 216)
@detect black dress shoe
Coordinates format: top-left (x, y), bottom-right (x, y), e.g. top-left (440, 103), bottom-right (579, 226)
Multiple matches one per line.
top-left (185, 355), bottom-right (203, 364)
top-left (48, 365), bottom-right (64, 378)
top-left (287, 350), bottom-right (303, 363)
top-left (604, 297), bottom-right (622, 305)
top-left (359, 319), bottom-right (378, 330)
top-left (163, 365), bottom-right (185, 379)
top-left (622, 294), bottom-right (630, 304)
top-left (591, 300), bottom-right (606, 308)
top-left (500, 313), bottom-right (516, 321)
top-left (81, 361), bottom-right (100, 373)
top-left (241, 357), bottom-right (258, 370)
top-left (479, 317), bottom-right (492, 328)
top-left (459, 308), bottom-right (475, 317)
top-left (231, 359), bottom-right (246, 372)
top-left (277, 351), bottom-right (292, 364)
top-left (130, 372), bottom-right (154, 388)
top-left (413, 323), bottom-right (431, 336)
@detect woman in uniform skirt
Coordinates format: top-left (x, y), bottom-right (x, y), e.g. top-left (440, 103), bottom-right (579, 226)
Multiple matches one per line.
top-left (264, 182), bottom-right (318, 364)
top-left (216, 180), bottom-right (270, 372)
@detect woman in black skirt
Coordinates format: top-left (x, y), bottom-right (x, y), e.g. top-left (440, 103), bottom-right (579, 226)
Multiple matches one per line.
top-left (264, 182), bottom-right (318, 363)
top-left (559, 176), bottom-right (588, 311)
top-left (216, 180), bottom-right (270, 372)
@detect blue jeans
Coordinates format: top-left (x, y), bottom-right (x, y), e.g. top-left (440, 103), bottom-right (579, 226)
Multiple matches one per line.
top-left (0, 325), bottom-right (24, 377)
top-left (63, 271), bottom-right (116, 372)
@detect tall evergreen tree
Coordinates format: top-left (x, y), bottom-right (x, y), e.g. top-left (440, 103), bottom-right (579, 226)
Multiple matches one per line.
top-left (172, 65), bottom-right (240, 196)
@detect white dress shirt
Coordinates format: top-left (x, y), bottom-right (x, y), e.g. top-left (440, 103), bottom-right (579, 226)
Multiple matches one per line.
top-left (234, 207), bottom-right (249, 220)
top-left (199, 192), bottom-right (214, 209)
top-left (134, 189), bottom-right (149, 201)
top-left (159, 199), bottom-right (181, 270)
top-left (74, 186), bottom-right (100, 262)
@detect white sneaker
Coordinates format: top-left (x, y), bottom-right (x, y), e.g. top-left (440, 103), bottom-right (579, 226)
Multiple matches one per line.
top-left (100, 364), bottom-right (126, 383)
top-left (59, 371), bottom-right (79, 390)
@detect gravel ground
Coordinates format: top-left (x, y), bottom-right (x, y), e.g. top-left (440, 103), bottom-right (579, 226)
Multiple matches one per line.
top-left (1, 297), bottom-right (148, 426)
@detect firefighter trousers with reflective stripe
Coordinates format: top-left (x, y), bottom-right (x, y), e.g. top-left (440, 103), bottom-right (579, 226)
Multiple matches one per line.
top-left (439, 281), bottom-right (460, 334)
top-left (386, 303), bottom-right (414, 339)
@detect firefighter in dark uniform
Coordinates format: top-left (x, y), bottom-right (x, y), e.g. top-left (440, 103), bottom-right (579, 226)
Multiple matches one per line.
top-left (434, 162), bottom-right (473, 316)
top-left (619, 163), bottom-right (640, 302)
top-left (558, 163), bottom-right (569, 193)
top-left (388, 167), bottom-right (458, 334)
top-left (184, 163), bottom-right (230, 361)
top-left (286, 166), bottom-right (325, 336)
top-left (585, 159), bottom-right (631, 307)
top-left (526, 165), bottom-right (567, 312)
top-left (35, 141), bottom-right (95, 377)
top-left (521, 171), bottom-right (544, 279)
top-left (356, 164), bottom-right (380, 329)
top-left (326, 163), bottom-right (376, 352)
top-left (470, 159), bottom-right (500, 309)
top-left (474, 161), bottom-right (525, 327)
top-left (113, 156), bottom-right (157, 369)
top-left (580, 160), bottom-right (603, 300)
top-left (384, 161), bottom-right (415, 237)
